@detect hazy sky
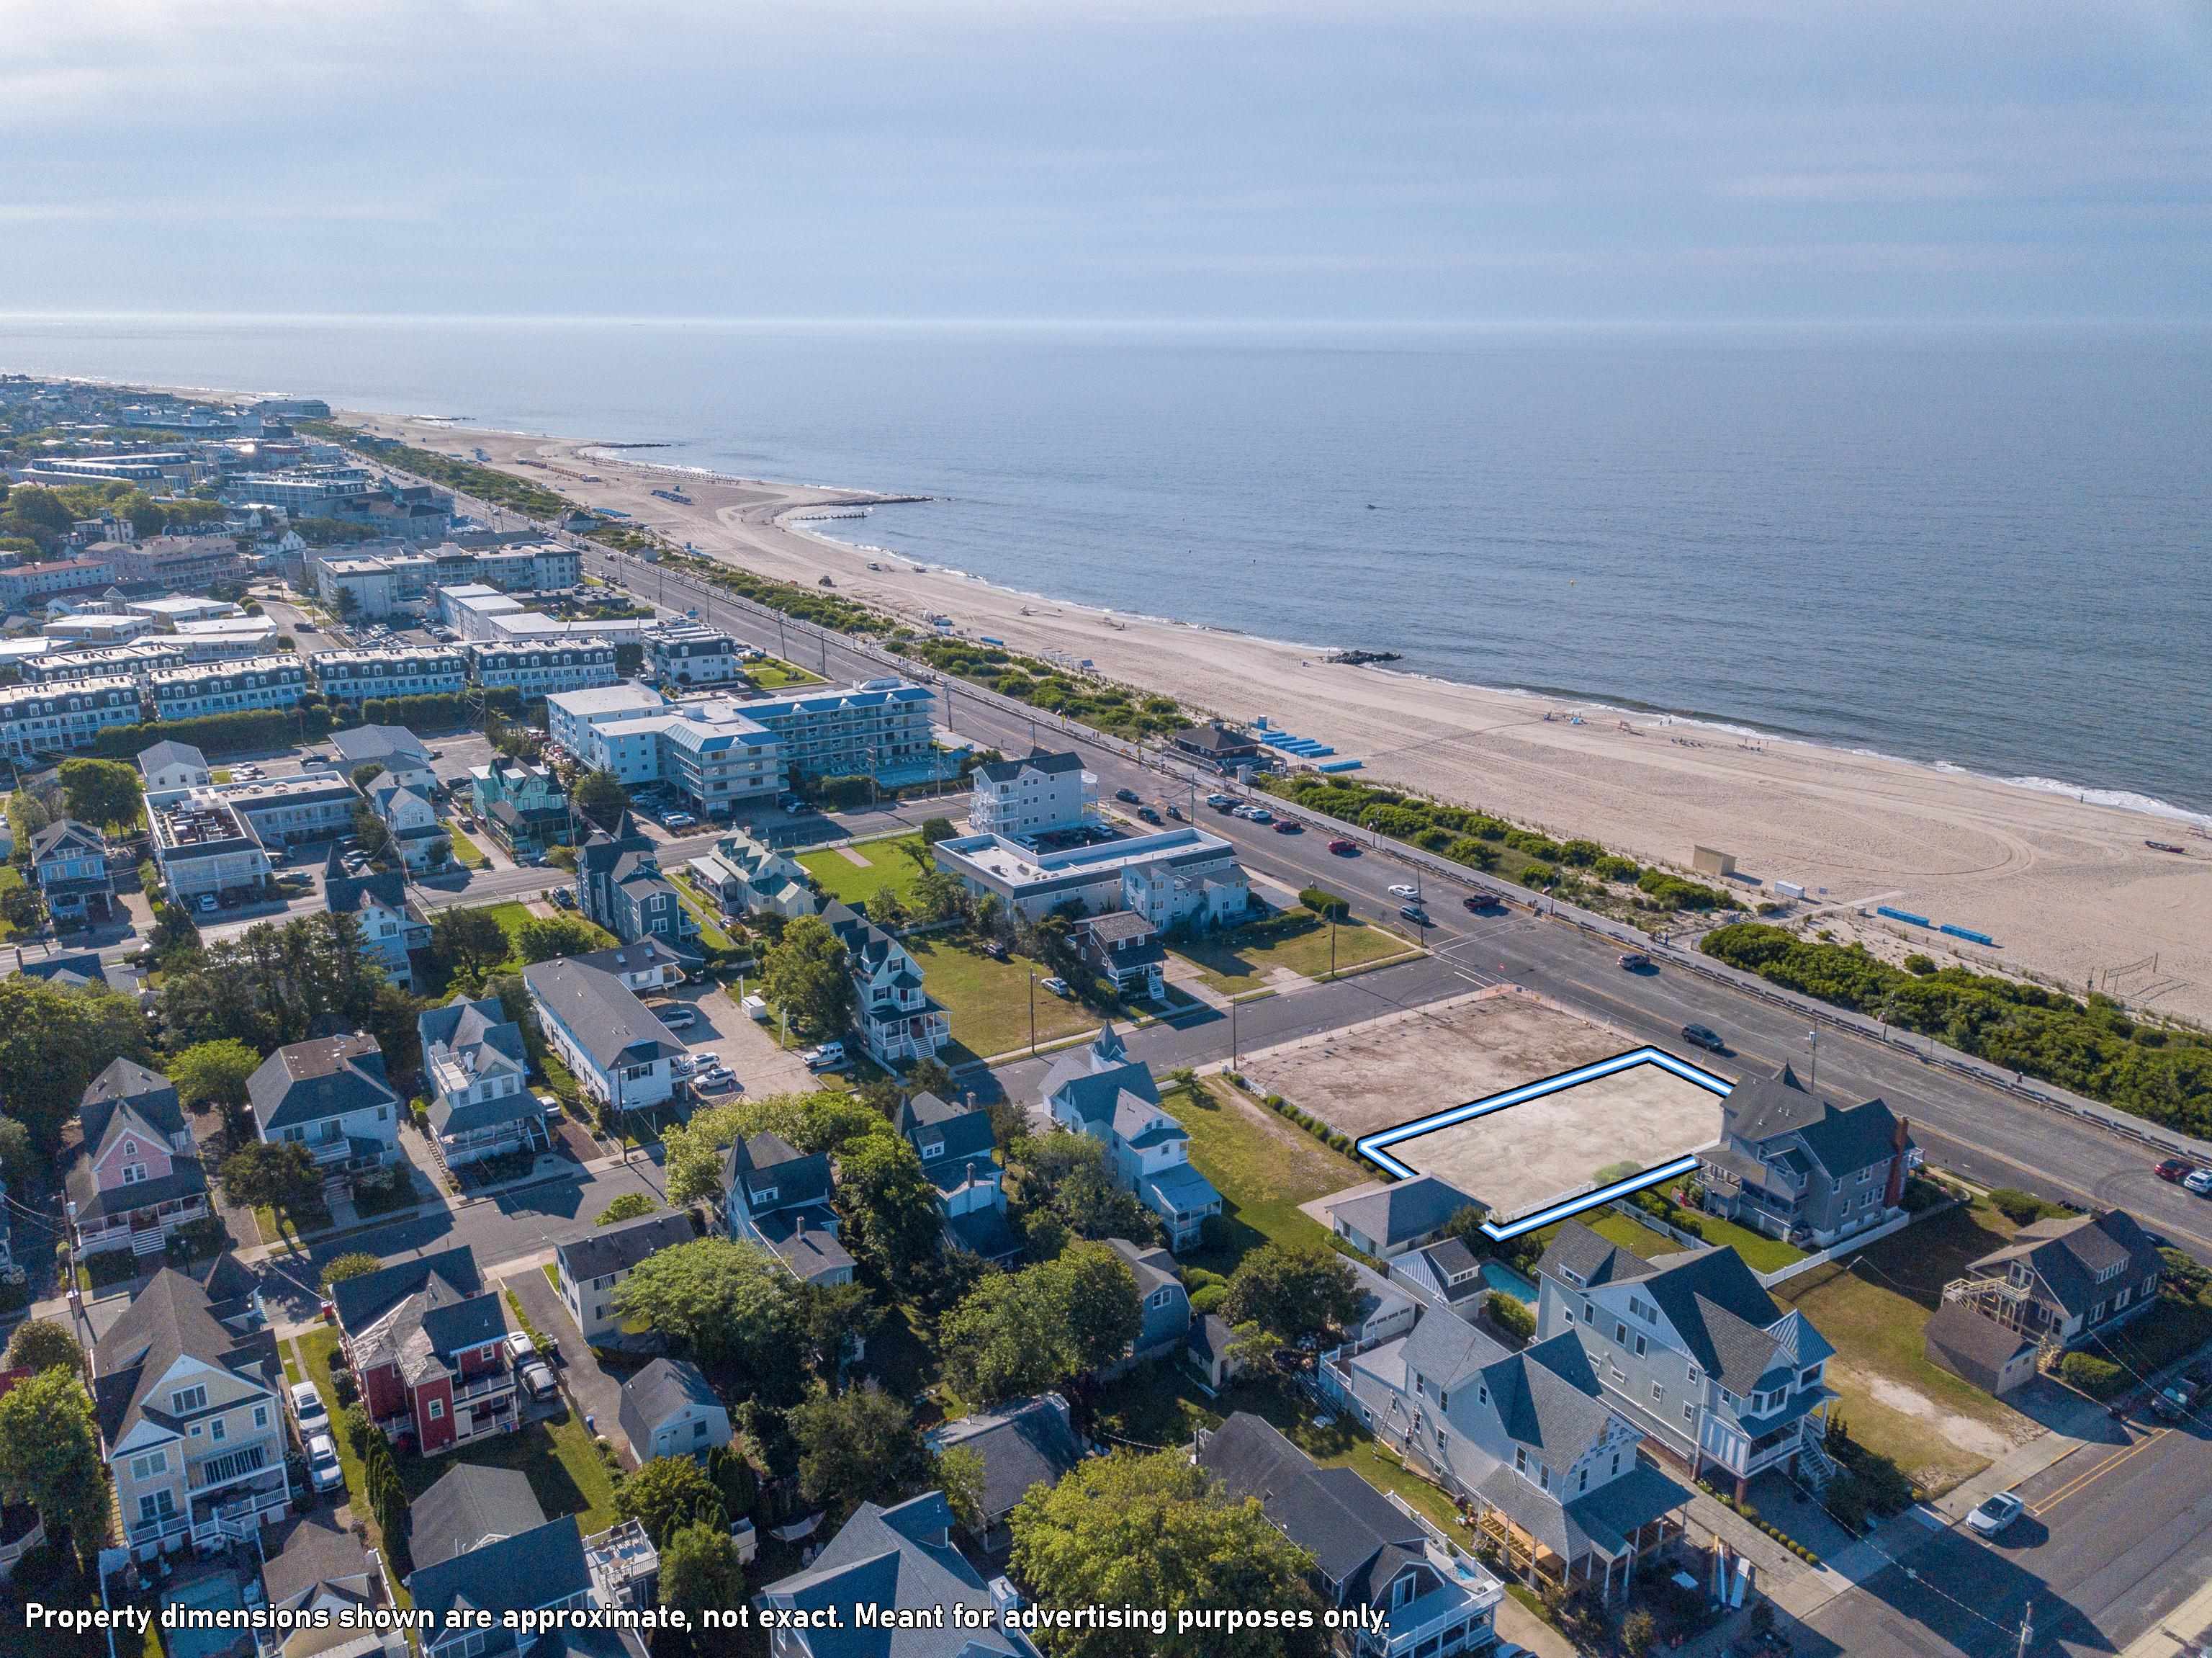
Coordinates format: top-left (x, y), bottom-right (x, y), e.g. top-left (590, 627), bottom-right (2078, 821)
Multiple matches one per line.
top-left (4, 1), bottom-right (2208, 322)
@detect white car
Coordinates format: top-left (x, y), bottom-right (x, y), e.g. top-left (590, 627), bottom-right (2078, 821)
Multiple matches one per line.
top-left (289, 1380), bottom-right (328, 1431)
top-left (306, 1433), bottom-right (344, 1493)
top-left (694, 1065), bottom-right (738, 1093)
top-left (801, 1041), bottom-right (846, 1070)
top-left (506, 1329), bottom-right (537, 1363)
top-left (1387, 883), bottom-right (1421, 900)
top-left (2185, 1168), bottom-right (2212, 1196)
top-left (657, 1005), bottom-right (697, 1031)
top-left (1040, 976), bottom-right (1071, 998)
top-left (1966, 1490), bottom-right (2025, 1538)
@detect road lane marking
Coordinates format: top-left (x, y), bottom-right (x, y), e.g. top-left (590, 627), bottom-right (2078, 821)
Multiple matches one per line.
top-left (2031, 1427), bottom-right (2169, 1516)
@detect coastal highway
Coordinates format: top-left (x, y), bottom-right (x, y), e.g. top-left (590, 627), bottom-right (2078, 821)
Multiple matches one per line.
top-left (590, 543), bottom-right (2212, 1265)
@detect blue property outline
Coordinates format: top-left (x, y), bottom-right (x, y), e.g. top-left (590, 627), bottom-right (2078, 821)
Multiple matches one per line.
top-left (1354, 1046), bottom-right (1733, 1242)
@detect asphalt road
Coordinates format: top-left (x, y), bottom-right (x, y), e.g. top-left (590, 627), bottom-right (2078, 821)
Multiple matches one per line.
top-left (1800, 1411), bottom-right (2212, 1657)
top-left (593, 545), bottom-right (2212, 1265)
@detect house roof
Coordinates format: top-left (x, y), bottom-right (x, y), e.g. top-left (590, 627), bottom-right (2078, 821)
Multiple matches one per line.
top-left (1721, 1063), bottom-right (1910, 1177)
top-left (91, 1265), bottom-right (276, 1448)
top-left (1925, 1301), bottom-right (2039, 1374)
top-left (1198, 1412), bottom-right (1424, 1591)
top-left (81, 1057), bottom-right (185, 1144)
top-left (408, 1515), bottom-right (591, 1631)
top-left (929, 1395), bottom-right (1084, 1523)
top-left (1967, 1209), bottom-right (2164, 1318)
top-left (555, 1210), bottom-right (694, 1285)
top-left (323, 856), bottom-right (412, 918)
top-left (943, 1204), bottom-right (1022, 1263)
top-left (247, 1034), bottom-right (397, 1133)
top-left (329, 1245), bottom-right (504, 1382)
top-left (973, 750), bottom-right (1087, 784)
top-left (330, 724), bottom-right (433, 767)
top-left (1104, 1237), bottom-right (1179, 1301)
top-left (760, 1493), bottom-right (1028, 1658)
top-left (1325, 1177), bottom-right (1475, 1249)
top-left (138, 739), bottom-right (209, 775)
top-left (570, 938), bottom-right (686, 978)
top-left (1483, 1335), bottom-right (1619, 1466)
top-left (752, 1206), bottom-right (858, 1283)
top-left (723, 1132), bottom-right (833, 1211)
top-left (30, 817), bottom-right (103, 861)
top-left (1045, 1058), bottom-right (1162, 1134)
top-left (261, 1511), bottom-right (374, 1613)
top-left (411, 1464), bottom-right (546, 1570)
top-left (523, 958), bottom-right (685, 1075)
top-left (616, 1358), bottom-right (723, 1451)
top-left (66, 1152), bottom-right (207, 1223)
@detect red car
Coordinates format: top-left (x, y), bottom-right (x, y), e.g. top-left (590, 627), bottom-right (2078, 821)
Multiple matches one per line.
top-left (2157, 1158), bottom-right (2192, 1183)
top-left (1328, 839), bottom-right (1359, 856)
top-left (1273, 819), bottom-right (1302, 834)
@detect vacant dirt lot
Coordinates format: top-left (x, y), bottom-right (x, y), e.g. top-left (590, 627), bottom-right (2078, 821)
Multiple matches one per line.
top-left (1238, 987), bottom-right (1723, 1222)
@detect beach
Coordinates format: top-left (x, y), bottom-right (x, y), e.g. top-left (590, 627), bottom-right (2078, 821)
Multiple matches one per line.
top-left (351, 411), bottom-right (2212, 1028)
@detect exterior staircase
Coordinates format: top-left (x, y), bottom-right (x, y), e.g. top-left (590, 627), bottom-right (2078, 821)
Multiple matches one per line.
top-left (1794, 1431), bottom-right (1840, 1492)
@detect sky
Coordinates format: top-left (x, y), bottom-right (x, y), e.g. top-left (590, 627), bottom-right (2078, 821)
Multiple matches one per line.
top-left (3, 0), bottom-right (2209, 323)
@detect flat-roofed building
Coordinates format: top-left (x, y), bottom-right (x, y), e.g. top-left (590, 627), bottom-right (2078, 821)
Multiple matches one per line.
top-left (104, 536), bottom-right (246, 591)
top-left (217, 466), bottom-right (372, 514)
top-left (148, 654), bottom-right (307, 722)
top-left (309, 646), bottom-right (468, 702)
top-left (465, 637), bottom-right (618, 696)
top-left (647, 622), bottom-right (739, 687)
top-left (19, 642), bottom-right (189, 684)
top-left (212, 774), bottom-right (361, 845)
top-left (171, 617), bottom-right (280, 658)
top-left (743, 678), bottom-right (938, 787)
top-left (0, 676), bottom-right (143, 761)
top-left (547, 684), bottom-right (782, 815)
top-left (149, 792), bottom-right (271, 903)
top-left (935, 823), bottom-right (1251, 930)
top-left (0, 555), bottom-right (118, 609)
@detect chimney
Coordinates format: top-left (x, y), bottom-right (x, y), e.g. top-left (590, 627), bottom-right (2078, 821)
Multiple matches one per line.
top-left (965, 1090), bottom-right (977, 1110)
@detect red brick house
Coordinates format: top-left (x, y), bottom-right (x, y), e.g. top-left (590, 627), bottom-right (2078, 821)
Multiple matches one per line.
top-left (327, 1245), bottom-right (516, 1456)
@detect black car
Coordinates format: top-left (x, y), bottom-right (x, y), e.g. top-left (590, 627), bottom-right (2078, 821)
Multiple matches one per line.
top-left (1680, 1023), bottom-right (1727, 1054)
top-left (1114, 787), bottom-right (1142, 804)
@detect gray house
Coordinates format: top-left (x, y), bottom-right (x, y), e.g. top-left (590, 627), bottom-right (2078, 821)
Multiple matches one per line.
top-left (1932, 1209), bottom-right (2165, 1389)
top-left (555, 1210), bottom-right (697, 1344)
top-left (721, 1132), bottom-right (855, 1286)
top-left (1324, 1176), bottom-right (1476, 1260)
top-left (417, 995), bottom-right (543, 1170)
top-left (618, 1358), bottom-right (731, 1463)
top-left (1696, 1063), bottom-right (1918, 1248)
top-left (1534, 1222), bottom-right (1839, 1502)
top-left (1105, 1236), bottom-right (1190, 1374)
top-left (897, 1090), bottom-right (1020, 1263)
top-left (924, 1393), bottom-right (1085, 1551)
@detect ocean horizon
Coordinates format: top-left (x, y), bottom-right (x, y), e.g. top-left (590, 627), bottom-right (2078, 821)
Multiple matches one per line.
top-left (5, 313), bottom-right (2208, 817)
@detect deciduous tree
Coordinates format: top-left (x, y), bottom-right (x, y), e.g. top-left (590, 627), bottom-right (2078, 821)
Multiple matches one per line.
top-left (220, 1140), bottom-right (320, 1214)
top-left (2, 1321), bottom-right (83, 1376)
top-left (616, 1455), bottom-right (727, 1547)
top-left (611, 1238), bottom-right (806, 1397)
top-left (0, 1367), bottom-right (109, 1556)
top-left (760, 915), bottom-right (855, 1039)
top-left (516, 913), bottom-right (601, 964)
top-left (431, 906), bottom-right (511, 978)
top-left (791, 1384), bottom-right (935, 1523)
top-left (573, 768), bottom-right (629, 830)
top-left (55, 758), bottom-right (143, 830)
top-left (1222, 1241), bottom-right (1362, 1345)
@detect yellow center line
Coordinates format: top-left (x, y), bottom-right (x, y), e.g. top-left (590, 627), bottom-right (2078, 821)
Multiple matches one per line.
top-left (2031, 1427), bottom-right (2169, 1516)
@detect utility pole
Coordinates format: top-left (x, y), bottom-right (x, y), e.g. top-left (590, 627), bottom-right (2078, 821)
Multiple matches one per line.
top-left (2016, 1600), bottom-right (2033, 1658)
top-left (1230, 995), bottom-right (1239, 1074)
top-left (1807, 1028), bottom-right (1819, 1093)
top-left (1028, 972), bottom-right (1037, 1055)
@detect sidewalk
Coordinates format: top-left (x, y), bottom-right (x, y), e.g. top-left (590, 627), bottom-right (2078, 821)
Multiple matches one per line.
top-left (2118, 1577), bottom-right (2212, 1658)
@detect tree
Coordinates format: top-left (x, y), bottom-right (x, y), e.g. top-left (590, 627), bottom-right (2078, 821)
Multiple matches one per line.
top-left (937, 1443), bottom-right (988, 1538)
top-left (0, 975), bottom-right (152, 1150)
top-left (516, 913), bottom-right (602, 964)
top-left (0, 881), bottom-right (42, 936)
top-left (1009, 1451), bottom-right (1327, 1658)
top-left (705, 1441), bottom-right (758, 1520)
top-left (431, 906), bottom-right (511, 979)
top-left (1038, 1242), bottom-right (1142, 1374)
top-left (760, 915), bottom-right (855, 1039)
top-left (866, 883), bottom-right (909, 929)
top-left (905, 1055), bottom-right (955, 1101)
top-left (0, 1367), bottom-right (109, 1556)
top-left (220, 1140), bottom-right (320, 1213)
top-left (917, 816), bottom-right (958, 848)
top-left (939, 1273), bottom-right (1068, 1407)
top-left (168, 1039), bottom-right (260, 1117)
top-left (0, 1116), bottom-right (32, 1187)
top-left (2, 1321), bottom-right (83, 1376)
top-left (793, 1278), bottom-right (877, 1376)
top-left (1621, 1609), bottom-right (1658, 1657)
top-left (617, 1455), bottom-right (728, 1548)
top-left (320, 1253), bottom-right (383, 1289)
top-left (351, 803), bottom-right (395, 864)
top-left (574, 768), bottom-right (629, 830)
top-left (1014, 1131), bottom-right (1163, 1247)
top-left (55, 758), bottom-right (143, 831)
top-left (1222, 1242), bottom-right (1362, 1345)
top-left (658, 1519), bottom-right (745, 1629)
top-left (597, 1192), bottom-right (660, 1225)
top-left (791, 1384), bottom-right (935, 1523)
top-left (611, 1239), bottom-right (806, 1394)
top-left (910, 867), bottom-right (968, 925)
top-left (351, 761), bottom-right (387, 792)
top-left (832, 1134), bottom-right (944, 1283)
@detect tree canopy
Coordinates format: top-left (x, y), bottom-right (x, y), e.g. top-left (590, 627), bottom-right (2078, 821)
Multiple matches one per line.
top-left (760, 915), bottom-right (855, 1039)
top-left (1222, 1241), bottom-right (1362, 1345)
top-left (791, 1384), bottom-right (936, 1524)
top-left (0, 975), bottom-right (153, 1150)
top-left (0, 1366), bottom-right (110, 1555)
top-left (517, 913), bottom-right (603, 964)
top-left (55, 758), bottom-right (143, 830)
top-left (220, 1140), bottom-right (320, 1213)
top-left (611, 1238), bottom-right (807, 1398)
top-left (168, 1039), bottom-right (261, 1113)
top-left (939, 1242), bottom-right (1140, 1407)
top-left (574, 768), bottom-right (629, 830)
top-left (2, 1320), bottom-right (84, 1376)
top-left (617, 1455), bottom-right (728, 1548)
top-left (431, 907), bottom-right (511, 979)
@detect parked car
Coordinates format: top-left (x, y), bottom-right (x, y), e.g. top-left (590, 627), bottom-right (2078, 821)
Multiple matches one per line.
top-left (1137, 806), bottom-right (1163, 825)
top-left (665, 812), bottom-right (696, 830)
top-left (2153, 1379), bottom-right (2198, 1420)
top-left (693, 1065), bottom-right (738, 1093)
top-left (307, 1433), bottom-right (345, 1494)
top-left (288, 1380), bottom-right (328, 1432)
top-left (2185, 1168), bottom-right (2212, 1196)
top-left (1462, 895), bottom-right (1488, 913)
top-left (1680, 1023), bottom-right (1727, 1054)
top-left (802, 1041), bottom-right (847, 1070)
top-left (536, 1093), bottom-right (564, 1121)
top-left (551, 888), bottom-right (577, 909)
top-left (1166, 804), bottom-right (1185, 820)
top-left (1114, 787), bottom-right (1141, 804)
top-left (1398, 905), bottom-right (1429, 925)
top-left (1328, 838), bottom-right (1359, 856)
top-left (517, 1358), bottom-right (558, 1402)
top-left (1040, 976), bottom-right (1071, 998)
top-left (657, 1004), bottom-right (697, 1031)
top-left (506, 1329), bottom-right (538, 1364)
top-left (197, 893), bottom-right (217, 913)
top-left (1966, 1491), bottom-right (2025, 1538)
top-left (1388, 883), bottom-right (1421, 900)
top-left (1244, 808), bottom-right (1274, 824)
top-left (981, 939), bottom-right (1009, 962)
top-left (1272, 819), bottom-right (1301, 834)
top-left (1205, 792), bottom-right (1233, 807)
top-left (1618, 951), bottom-right (1653, 970)
top-left (2156, 1158), bottom-right (2192, 1183)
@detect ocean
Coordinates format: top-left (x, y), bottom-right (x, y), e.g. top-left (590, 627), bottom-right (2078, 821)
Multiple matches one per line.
top-left (4, 315), bottom-right (2208, 815)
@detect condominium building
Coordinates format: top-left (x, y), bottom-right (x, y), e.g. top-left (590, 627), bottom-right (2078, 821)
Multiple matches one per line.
top-left (744, 678), bottom-right (938, 786)
top-left (102, 535), bottom-right (247, 591)
top-left (311, 541), bottom-right (580, 618)
top-left (206, 775), bottom-right (359, 845)
top-left (465, 637), bottom-right (619, 696)
top-left (19, 642), bottom-right (190, 684)
top-left (0, 676), bottom-right (143, 762)
top-left (147, 655), bottom-right (308, 722)
top-left (218, 465), bottom-right (372, 514)
top-left (547, 684), bottom-right (782, 815)
top-left (149, 793), bottom-right (272, 903)
top-left (0, 554), bottom-right (117, 609)
top-left (967, 749), bottom-right (1097, 837)
top-left (647, 622), bottom-right (740, 686)
top-left (308, 646), bottom-right (469, 702)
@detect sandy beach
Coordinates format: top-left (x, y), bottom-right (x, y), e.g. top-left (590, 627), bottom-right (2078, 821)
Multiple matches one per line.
top-left (349, 411), bottom-right (2212, 1027)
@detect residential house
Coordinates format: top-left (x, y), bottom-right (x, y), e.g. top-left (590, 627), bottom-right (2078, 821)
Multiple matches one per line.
top-left (367, 778), bottom-right (446, 872)
top-left (1324, 1312), bottom-right (1689, 1603)
top-left (685, 826), bottom-right (818, 920)
top-left (721, 1132), bottom-right (857, 1286)
top-left (418, 994), bottom-right (545, 1170)
top-left (30, 817), bottom-right (114, 924)
top-left (755, 1492), bottom-right (1042, 1658)
top-left (934, 824), bottom-right (1251, 929)
top-left (923, 1393), bottom-right (1084, 1552)
top-left (249, 1033), bottom-right (401, 1173)
top-left (1344, 1259), bottom-right (1423, 1353)
top-left (1324, 1177), bottom-right (1476, 1261)
top-left (617, 1358), bottom-right (732, 1464)
top-left (322, 846), bottom-right (431, 989)
top-left (1042, 1023), bottom-right (1220, 1250)
top-left (571, 936), bottom-right (688, 993)
top-left (1071, 910), bottom-right (1166, 1001)
top-left (1695, 1062), bottom-right (1919, 1247)
top-left (1105, 1236), bottom-right (1192, 1373)
top-left (330, 1245), bottom-right (516, 1456)
top-left (966, 750), bottom-right (1097, 838)
top-left (555, 1210), bottom-right (697, 1343)
top-left (1930, 1209), bottom-right (2167, 1393)
top-left (647, 621), bottom-right (740, 686)
top-left (468, 756), bottom-right (570, 859)
top-left (66, 1058), bottom-right (210, 1263)
top-left (1185, 1313), bottom-right (1249, 1391)
top-left (1390, 1237), bottom-right (1498, 1325)
top-left (91, 1265), bottom-right (292, 1561)
top-left (260, 1512), bottom-right (406, 1658)
top-left (1534, 1222), bottom-right (1839, 1502)
top-left (577, 813), bottom-right (701, 963)
top-left (896, 1090), bottom-right (1020, 1263)
top-left (136, 738), bottom-right (212, 795)
top-left (1196, 1412), bottom-right (1503, 1658)
top-left (523, 956), bottom-right (680, 1119)
top-left (330, 724), bottom-right (439, 794)
top-left (819, 900), bottom-right (949, 1067)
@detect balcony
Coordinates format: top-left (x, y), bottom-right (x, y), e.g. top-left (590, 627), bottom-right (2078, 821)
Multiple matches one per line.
top-left (455, 1366), bottom-right (516, 1405)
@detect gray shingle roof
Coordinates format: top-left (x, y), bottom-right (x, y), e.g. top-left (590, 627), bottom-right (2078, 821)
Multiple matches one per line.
top-left (137, 739), bottom-right (208, 775)
top-left (410, 1464), bottom-right (545, 1570)
top-left (1326, 1176), bottom-right (1476, 1249)
top-left (260, 1511), bottom-right (374, 1613)
top-left (1721, 1063), bottom-right (1910, 1178)
top-left (81, 1057), bottom-right (185, 1147)
top-left (616, 1358), bottom-right (722, 1453)
top-left (91, 1265), bottom-right (276, 1448)
top-left (972, 750), bottom-right (1086, 783)
top-left (330, 724), bottom-right (433, 766)
top-left (1197, 1412), bottom-right (1424, 1590)
top-left (523, 957), bottom-right (685, 1074)
top-left (760, 1494), bottom-right (1029, 1658)
top-left (723, 1132), bottom-right (833, 1211)
top-left (247, 1034), bottom-right (398, 1133)
top-left (1968, 1209), bottom-right (2164, 1318)
top-left (556, 1210), bottom-right (695, 1284)
top-left (929, 1395), bottom-right (1084, 1524)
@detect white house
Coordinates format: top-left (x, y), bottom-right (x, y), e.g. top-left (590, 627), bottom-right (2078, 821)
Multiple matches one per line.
top-left (323, 848), bottom-right (431, 989)
top-left (1041, 1025), bottom-right (1220, 1251)
top-left (522, 957), bottom-right (680, 1118)
top-left (137, 739), bottom-right (212, 796)
top-left (368, 779), bottom-right (446, 872)
top-left (967, 750), bottom-right (1098, 838)
top-left (247, 1034), bottom-right (402, 1172)
top-left (818, 901), bottom-right (948, 1067)
top-left (554, 1210), bottom-right (696, 1343)
top-left (617, 1359), bottom-right (732, 1463)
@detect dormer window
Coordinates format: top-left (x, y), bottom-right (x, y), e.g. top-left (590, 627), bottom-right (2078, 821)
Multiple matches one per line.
top-left (919, 1137), bottom-right (943, 1160)
top-left (1562, 1267), bottom-right (1586, 1288)
top-left (122, 1139), bottom-right (138, 1157)
top-left (171, 1385), bottom-right (208, 1415)
top-left (753, 1186), bottom-right (777, 1206)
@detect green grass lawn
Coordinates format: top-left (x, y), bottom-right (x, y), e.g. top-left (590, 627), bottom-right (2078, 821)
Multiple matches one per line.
top-left (441, 820), bottom-right (490, 869)
top-left (902, 929), bottom-right (1095, 1060)
top-left (254, 1198), bottom-right (333, 1248)
top-left (393, 1407), bottom-right (621, 1535)
top-left (1686, 1208), bottom-right (1807, 1273)
top-left (1172, 910), bottom-right (1416, 993)
top-left (1163, 1078), bottom-right (1364, 1276)
top-left (0, 866), bottom-right (26, 941)
top-left (747, 656), bottom-right (824, 690)
top-left (1773, 1200), bottom-right (2035, 1494)
top-left (669, 869), bottom-right (739, 952)
top-left (797, 833), bottom-right (931, 909)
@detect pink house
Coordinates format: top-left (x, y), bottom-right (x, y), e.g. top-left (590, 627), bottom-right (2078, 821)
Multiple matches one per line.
top-left (66, 1060), bottom-right (210, 1263)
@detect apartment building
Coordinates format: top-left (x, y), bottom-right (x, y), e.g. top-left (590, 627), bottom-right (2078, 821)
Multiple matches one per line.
top-left (104, 534), bottom-right (246, 591)
top-left (743, 678), bottom-right (938, 787)
top-left (647, 621), bottom-right (740, 686)
top-left (147, 654), bottom-right (308, 722)
top-left (465, 637), bottom-right (619, 696)
top-left (0, 554), bottom-right (117, 609)
top-left (219, 465), bottom-right (372, 514)
top-left (206, 775), bottom-right (360, 844)
top-left (149, 792), bottom-right (273, 904)
top-left (309, 646), bottom-right (468, 702)
top-left (0, 675), bottom-right (142, 761)
top-left (968, 749), bottom-right (1097, 837)
top-left (93, 1268), bottom-right (292, 1562)
top-left (547, 684), bottom-right (783, 815)
top-left (19, 642), bottom-right (190, 684)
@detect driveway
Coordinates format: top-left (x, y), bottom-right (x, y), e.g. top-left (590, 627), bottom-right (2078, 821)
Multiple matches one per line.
top-left (503, 1259), bottom-right (639, 1468)
top-left (687, 982), bottom-right (818, 1096)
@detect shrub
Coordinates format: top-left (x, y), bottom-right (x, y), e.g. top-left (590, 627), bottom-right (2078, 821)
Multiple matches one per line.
top-left (2059, 1351), bottom-right (2126, 1396)
top-left (1188, 1283), bottom-right (1228, 1317)
top-left (1904, 953), bottom-right (1938, 975)
top-left (1989, 1188), bottom-right (2064, 1225)
top-left (1594, 854), bottom-right (1640, 881)
top-left (321, 1251), bottom-right (383, 1289)
top-left (1298, 886), bottom-right (1349, 921)
top-left (1485, 1292), bottom-right (1536, 1342)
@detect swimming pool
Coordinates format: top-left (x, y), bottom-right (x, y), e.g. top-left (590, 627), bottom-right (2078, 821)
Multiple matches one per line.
top-left (1479, 1260), bottom-right (1539, 1304)
top-left (161, 1570), bottom-right (250, 1658)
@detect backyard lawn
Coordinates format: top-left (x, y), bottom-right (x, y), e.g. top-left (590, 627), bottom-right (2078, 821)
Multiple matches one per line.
top-left (1773, 1199), bottom-right (2036, 1494)
top-left (747, 656), bottom-right (824, 691)
top-left (797, 833), bottom-right (930, 909)
top-left (1162, 1077), bottom-right (1364, 1276)
top-left (0, 867), bottom-right (26, 941)
top-left (1535, 1204), bottom-right (1805, 1275)
top-left (1172, 910), bottom-right (1416, 994)
top-left (902, 930), bottom-right (1094, 1061)
top-left (392, 1404), bottom-right (622, 1535)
